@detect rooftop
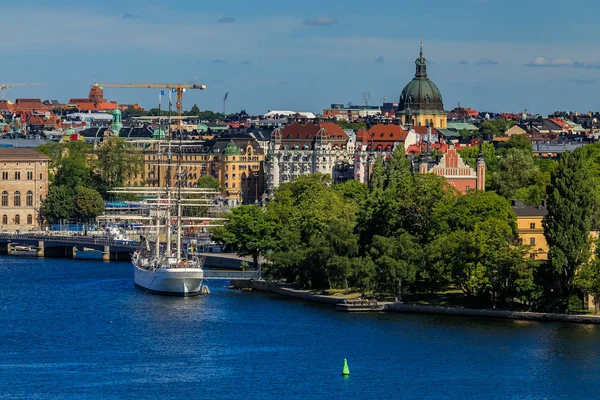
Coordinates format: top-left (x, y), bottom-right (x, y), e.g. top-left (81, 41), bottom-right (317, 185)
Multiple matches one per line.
top-left (511, 200), bottom-right (548, 217)
top-left (0, 148), bottom-right (51, 161)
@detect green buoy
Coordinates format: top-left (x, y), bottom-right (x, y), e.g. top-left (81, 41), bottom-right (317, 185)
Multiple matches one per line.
top-left (342, 358), bottom-right (350, 376)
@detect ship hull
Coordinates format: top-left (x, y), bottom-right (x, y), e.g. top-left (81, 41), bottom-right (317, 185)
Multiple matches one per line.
top-left (133, 265), bottom-right (204, 297)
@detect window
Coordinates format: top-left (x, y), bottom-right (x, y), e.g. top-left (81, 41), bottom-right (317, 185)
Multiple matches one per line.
top-left (14, 191), bottom-right (20, 207)
top-left (14, 214), bottom-right (20, 225)
top-left (1, 171), bottom-right (7, 180)
top-left (27, 171), bottom-right (33, 180)
top-left (232, 183), bottom-right (236, 188)
top-left (1, 215), bottom-right (6, 224)
top-left (529, 237), bottom-right (536, 246)
top-left (465, 186), bottom-right (470, 191)
top-left (27, 214), bottom-right (32, 225)
top-left (530, 223), bottom-right (536, 229)
top-left (1, 191), bottom-right (7, 207)
top-left (26, 191), bottom-right (33, 207)
top-left (14, 171), bottom-right (20, 180)
top-left (39, 173), bottom-right (43, 180)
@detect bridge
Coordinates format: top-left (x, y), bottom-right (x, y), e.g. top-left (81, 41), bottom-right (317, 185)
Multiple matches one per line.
top-left (0, 234), bottom-right (261, 279)
top-left (0, 233), bottom-right (136, 261)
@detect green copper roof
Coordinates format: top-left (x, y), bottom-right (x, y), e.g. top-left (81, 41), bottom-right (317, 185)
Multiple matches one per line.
top-left (398, 42), bottom-right (445, 114)
top-left (222, 140), bottom-right (241, 156)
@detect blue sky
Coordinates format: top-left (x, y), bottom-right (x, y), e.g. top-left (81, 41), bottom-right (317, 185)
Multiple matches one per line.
top-left (2, 0), bottom-right (600, 115)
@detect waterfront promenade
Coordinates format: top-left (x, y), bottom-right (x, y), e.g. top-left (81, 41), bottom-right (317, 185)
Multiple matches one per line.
top-left (231, 279), bottom-right (600, 325)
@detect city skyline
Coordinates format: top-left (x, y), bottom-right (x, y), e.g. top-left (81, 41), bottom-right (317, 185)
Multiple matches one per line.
top-left (3, 0), bottom-right (600, 115)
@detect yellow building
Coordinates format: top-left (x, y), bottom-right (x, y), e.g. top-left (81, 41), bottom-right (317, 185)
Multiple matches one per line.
top-left (398, 41), bottom-right (447, 129)
top-left (0, 148), bottom-right (50, 232)
top-left (131, 136), bottom-right (265, 206)
top-left (218, 140), bottom-right (264, 207)
top-left (512, 200), bottom-right (549, 261)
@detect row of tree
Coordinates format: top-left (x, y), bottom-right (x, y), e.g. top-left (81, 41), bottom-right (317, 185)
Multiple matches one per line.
top-left (38, 138), bottom-right (143, 223)
top-left (122, 104), bottom-right (229, 121)
top-left (215, 141), bottom-right (600, 313)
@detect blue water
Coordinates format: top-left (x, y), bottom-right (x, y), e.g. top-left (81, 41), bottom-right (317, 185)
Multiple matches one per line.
top-left (1, 255), bottom-right (600, 399)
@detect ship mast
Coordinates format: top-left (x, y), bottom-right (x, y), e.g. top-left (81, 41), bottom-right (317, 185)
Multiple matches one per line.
top-left (165, 90), bottom-right (173, 256)
top-left (176, 112), bottom-right (183, 260)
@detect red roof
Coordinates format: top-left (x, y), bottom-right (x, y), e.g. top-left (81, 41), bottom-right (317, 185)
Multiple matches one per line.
top-left (357, 124), bottom-right (407, 144)
top-left (76, 102), bottom-right (117, 111)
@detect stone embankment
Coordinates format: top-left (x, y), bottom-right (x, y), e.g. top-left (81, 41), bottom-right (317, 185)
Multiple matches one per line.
top-left (230, 280), bottom-right (600, 325)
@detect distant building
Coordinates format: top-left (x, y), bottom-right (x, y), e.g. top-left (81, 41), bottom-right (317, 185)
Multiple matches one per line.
top-left (0, 148), bottom-right (50, 232)
top-left (425, 146), bottom-right (485, 193)
top-left (322, 104), bottom-right (381, 121)
top-left (511, 200), bottom-right (548, 261)
top-left (266, 121), bottom-right (354, 190)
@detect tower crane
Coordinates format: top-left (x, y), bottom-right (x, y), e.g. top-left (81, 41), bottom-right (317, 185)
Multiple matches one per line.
top-left (95, 83), bottom-right (207, 117)
top-left (0, 83), bottom-right (44, 100)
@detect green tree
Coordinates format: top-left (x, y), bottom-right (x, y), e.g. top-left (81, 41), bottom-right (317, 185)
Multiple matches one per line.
top-left (458, 142), bottom-right (498, 178)
top-left (189, 104), bottom-right (201, 116)
top-left (213, 205), bottom-right (274, 270)
top-left (42, 185), bottom-right (75, 224)
top-left (95, 137), bottom-right (143, 189)
top-left (544, 149), bottom-right (597, 295)
top-left (574, 254), bottom-right (600, 314)
top-left (197, 175), bottom-right (223, 192)
top-left (503, 134), bottom-right (532, 153)
top-left (369, 233), bottom-right (421, 300)
top-left (492, 148), bottom-right (543, 201)
top-left (335, 121), bottom-right (367, 131)
top-left (333, 180), bottom-right (368, 206)
top-left (74, 186), bottom-right (105, 220)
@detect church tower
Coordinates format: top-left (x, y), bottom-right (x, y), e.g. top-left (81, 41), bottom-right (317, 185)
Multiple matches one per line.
top-left (398, 40), bottom-right (447, 128)
top-left (476, 144), bottom-right (486, 191)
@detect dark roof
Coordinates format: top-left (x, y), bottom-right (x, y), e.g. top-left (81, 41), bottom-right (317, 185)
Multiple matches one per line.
top-left (0, 148), bottom-right (51, 161)
top-left (511, 200), bottom-right (548, 217)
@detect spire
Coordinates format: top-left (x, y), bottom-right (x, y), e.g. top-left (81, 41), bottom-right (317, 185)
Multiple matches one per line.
top-left (415, 39), bottom-right (427, 77)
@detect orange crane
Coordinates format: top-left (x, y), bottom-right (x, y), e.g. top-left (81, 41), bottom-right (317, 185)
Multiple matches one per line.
top-left (95, 83), bottom-right (207, 117)
top-left (0, 83), bottom-right (44, 100)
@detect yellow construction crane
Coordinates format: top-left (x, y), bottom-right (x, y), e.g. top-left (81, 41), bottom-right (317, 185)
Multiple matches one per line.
top-left (0, 83), bottom-right (44, 100)
top-left (95, 83), bottom-right (207, 117)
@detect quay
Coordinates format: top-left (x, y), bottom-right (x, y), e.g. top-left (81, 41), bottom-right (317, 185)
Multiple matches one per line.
top-left (230, 280), bottom-right (600, 325)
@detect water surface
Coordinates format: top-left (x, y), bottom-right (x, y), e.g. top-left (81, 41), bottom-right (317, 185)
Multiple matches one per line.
top-left (1, 255), bottom-right (599, 399)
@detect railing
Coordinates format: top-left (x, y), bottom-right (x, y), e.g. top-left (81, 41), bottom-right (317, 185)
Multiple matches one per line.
top-left (0, 233), bottom-right (138, 248)
top-left (203, 270), bottom-right (260, 280)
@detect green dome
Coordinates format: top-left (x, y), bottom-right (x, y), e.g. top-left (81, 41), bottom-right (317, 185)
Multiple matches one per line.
top-left (223, 140), bottom-right (241, 156)
top-left (398, 43), bottom-right (445, 115)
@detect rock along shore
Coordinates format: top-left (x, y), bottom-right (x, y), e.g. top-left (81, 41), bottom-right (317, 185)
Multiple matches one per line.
top-left (230, 279), bottom-right (600, 325)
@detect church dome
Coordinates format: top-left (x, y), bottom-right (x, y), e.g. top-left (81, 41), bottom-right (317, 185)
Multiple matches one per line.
top-left (398, 42), bottom-right (445, 116)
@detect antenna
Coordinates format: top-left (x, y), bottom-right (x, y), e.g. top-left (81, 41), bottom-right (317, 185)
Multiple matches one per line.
top-left (363, 92), bottom-right (370, 107)
top-left (223, 92), bottom-right (229, 115)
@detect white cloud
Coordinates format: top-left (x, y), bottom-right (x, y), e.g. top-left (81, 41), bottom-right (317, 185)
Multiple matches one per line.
top-left (526, 57), bottom-right (584, 67)
top-left (303, 16), bottom-right (337, 26)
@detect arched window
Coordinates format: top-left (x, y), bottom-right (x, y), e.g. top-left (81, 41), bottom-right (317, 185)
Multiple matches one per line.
top-left (1, 214), bottom-right (6, 224)
top-left (27, 214), bottom-right (33, 225)
top-left (26, 191), bottom-right (33, 207)
top-left (224, 182), bottom-right (228, 189)
top-left (232, 183), bottom-right (236, 188)
top-left (14, 191), bottom-right (21, 207)
top-left (14, 214), bottom-right (20, 225)
top-left (1, 191), bottom-right (7, 207)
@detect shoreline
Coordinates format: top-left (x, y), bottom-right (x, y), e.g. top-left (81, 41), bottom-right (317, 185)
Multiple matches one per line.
top-left (230, 279), bottom-right (600, 325)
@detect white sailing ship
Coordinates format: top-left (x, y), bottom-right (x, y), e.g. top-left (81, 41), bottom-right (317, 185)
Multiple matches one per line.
top-left (108, 94), bottom-right (222, 296)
